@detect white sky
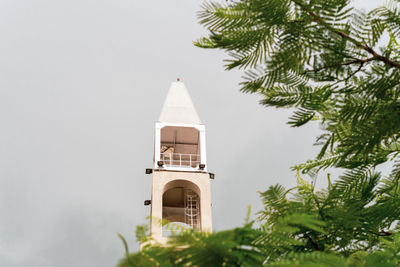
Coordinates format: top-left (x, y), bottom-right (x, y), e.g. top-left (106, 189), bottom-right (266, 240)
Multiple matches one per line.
top-left (0, 0), bottom-right (386, 266)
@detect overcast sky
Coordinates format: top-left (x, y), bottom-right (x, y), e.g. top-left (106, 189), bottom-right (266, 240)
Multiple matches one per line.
top-left (0, 0), bottom-right (385, 266)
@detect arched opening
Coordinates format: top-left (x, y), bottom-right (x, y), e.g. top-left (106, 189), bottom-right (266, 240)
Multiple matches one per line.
top-left (162, 180), bottom-right (201, 235)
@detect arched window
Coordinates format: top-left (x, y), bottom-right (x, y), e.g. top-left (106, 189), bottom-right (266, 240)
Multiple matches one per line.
top-left (162, 180), bottom-right (201, 235)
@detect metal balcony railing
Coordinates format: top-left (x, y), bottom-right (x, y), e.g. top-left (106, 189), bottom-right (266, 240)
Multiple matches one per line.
top-left (160, 153), bottom-right (200, 168)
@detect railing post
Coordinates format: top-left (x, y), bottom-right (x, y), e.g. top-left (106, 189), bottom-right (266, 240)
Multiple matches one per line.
top-left (179, 154), bottom-right (182, 168)
top-left (190, 154), bottom-right (192, 168)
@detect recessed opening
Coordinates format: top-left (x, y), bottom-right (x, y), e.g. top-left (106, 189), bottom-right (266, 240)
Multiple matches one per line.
top-left (162, 180), bottom-right (201, 236)
top-left (160, 126), bottom-right (201, 168)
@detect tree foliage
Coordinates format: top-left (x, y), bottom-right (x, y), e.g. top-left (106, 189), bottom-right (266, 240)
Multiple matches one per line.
top-left (118, 0), bottom-right (400, 266)
top-left (118, 172), bottom-right (400, 266)
top-left (196, 0), bottom-right (400, 172)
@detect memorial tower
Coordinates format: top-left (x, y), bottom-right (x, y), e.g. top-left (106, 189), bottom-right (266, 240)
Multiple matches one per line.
top-left (145, 79), bottom-right (213, 243)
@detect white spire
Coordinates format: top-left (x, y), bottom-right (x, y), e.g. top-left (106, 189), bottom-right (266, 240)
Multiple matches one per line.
top-left (158, 81), bottom-right (201, 124)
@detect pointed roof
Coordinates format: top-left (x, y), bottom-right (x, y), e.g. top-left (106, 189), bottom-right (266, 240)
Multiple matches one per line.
top-left (159, 81), bottom-right (201, 124)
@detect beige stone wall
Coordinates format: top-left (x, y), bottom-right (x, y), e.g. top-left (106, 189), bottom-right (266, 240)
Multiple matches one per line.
top-left (150, 170), bottom-right (212, 243)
